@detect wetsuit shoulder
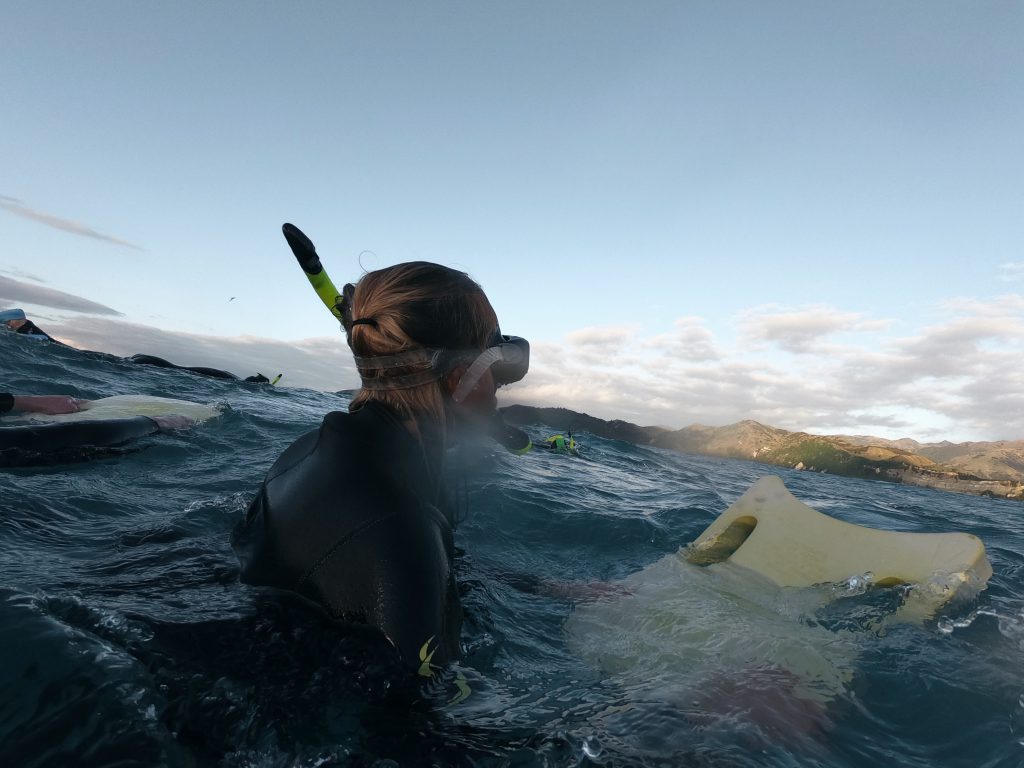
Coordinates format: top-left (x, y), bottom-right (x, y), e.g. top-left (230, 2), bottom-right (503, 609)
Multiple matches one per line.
top-left (0, 393), bottom-right (13, 413)
top-left (233, 407), bottom-right (396, 584)
top-left (232, 404), bottom-right (461, 671)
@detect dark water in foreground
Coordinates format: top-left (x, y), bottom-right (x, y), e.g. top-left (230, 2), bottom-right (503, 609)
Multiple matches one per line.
top-left (2, 330), bottom-right (1024, 767)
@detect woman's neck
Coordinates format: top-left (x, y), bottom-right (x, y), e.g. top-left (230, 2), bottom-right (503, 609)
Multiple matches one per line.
top-left (402, 414), bottom-right (446, 494)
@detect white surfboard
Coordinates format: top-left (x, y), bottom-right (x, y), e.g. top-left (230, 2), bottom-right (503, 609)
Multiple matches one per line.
top-left (1, 395), bottom-right (221, 425)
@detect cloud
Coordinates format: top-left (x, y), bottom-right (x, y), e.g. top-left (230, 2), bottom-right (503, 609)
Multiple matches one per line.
top-left (0, 194), bottom-right (141, 250)
top-left (503, 295), bottom-right (1024, 441)
top-left (0, 275), bottom-right (122, 316)
top-left (737, 304), bottom-right (883, 354)
top-left (0, 267), bottom-right (46, 283)
top-left (642, 317), bottom-right (720, 362)
top-left (943, 294), bottom-right (1024, 316)
top-left (999, 262), bottom-right (1024, 283)
top-left (565, 325), bottom-right (637, 350)
top-left (40, 316), bottom-right (359, 392)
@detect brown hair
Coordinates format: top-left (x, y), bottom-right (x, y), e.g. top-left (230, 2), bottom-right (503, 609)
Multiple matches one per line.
top-left (345, 262), bottom-right (498, 425)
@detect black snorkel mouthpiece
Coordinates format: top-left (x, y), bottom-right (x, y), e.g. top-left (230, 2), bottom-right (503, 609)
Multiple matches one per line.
top-left (486, 412), bottom-right (533, 455)
top-left (282, 222), bottom-right (323, 275)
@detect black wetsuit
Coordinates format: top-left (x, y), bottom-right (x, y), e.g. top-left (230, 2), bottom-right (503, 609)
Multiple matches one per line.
top-left (0, 393), bottom-right (13, 413)
top-left (231, 402), bottom-right (462, 676)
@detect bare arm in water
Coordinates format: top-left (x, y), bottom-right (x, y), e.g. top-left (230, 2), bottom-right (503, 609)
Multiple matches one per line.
top-left (1, 394), bottom-right (87, 415)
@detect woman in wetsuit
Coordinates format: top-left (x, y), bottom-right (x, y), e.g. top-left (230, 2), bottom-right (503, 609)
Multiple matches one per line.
top-left (231, 262), bottom-right (528, 680)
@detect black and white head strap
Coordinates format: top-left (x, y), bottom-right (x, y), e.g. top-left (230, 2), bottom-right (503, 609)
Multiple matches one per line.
top-left (352, 347), bottom-right (463, 391)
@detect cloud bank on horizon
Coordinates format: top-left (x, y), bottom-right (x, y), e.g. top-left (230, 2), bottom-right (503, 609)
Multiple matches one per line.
top-left (2, 273), bottom-right (357, 390)
top-left (0, 195), bottom-right (141, 251)
top-left (512, 296), bottom-right (1024, 442)
top-left (43, 316), bottom-right (358, 392)
top-left (5, 277), bottom-right (1022, 442)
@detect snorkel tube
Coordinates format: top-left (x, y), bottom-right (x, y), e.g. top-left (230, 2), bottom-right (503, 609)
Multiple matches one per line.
top-left (283, 223), bottom-right (345, 322)
top-left (282, 222), bottom-right (532, 454)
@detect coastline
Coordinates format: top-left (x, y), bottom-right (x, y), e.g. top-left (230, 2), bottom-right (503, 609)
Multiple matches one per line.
top-left (501, 404), bottom-right (1024, 502)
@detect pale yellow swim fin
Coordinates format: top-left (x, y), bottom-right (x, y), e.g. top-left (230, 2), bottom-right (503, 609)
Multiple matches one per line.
top-left (685, 476), bottom-right (992, 617)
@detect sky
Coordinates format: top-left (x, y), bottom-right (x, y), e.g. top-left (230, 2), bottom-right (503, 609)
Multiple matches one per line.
top-left (2, 1), bottom-right (1023, 442)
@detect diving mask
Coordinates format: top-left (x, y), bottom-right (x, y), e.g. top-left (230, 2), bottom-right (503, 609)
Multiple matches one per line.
top-left (451, 334), bottom-right (530, 403)
top-left (352, 333), bottom-right (529, 399)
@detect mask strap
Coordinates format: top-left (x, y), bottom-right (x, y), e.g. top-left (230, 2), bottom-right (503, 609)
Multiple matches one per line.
top-left (452, 347), bottom-right (504, 403)
top-left (353, 349), bottom-right (441, 371)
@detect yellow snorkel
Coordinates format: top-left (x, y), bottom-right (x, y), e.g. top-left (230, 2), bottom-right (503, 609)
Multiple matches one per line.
top-left (282, 223), bottom-right (345, 321)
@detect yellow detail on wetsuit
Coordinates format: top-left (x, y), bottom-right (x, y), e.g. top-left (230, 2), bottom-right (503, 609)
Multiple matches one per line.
top-left (448, 672), bottom-right (472, 705)
top-left (305, 269), bottom-right (344, 320)
top-left (417, 637), bottom-right (472, 703)
top-left (418, 636), bottom-right (439, 677)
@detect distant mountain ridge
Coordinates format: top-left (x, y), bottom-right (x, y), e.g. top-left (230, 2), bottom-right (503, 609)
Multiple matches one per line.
top-left (500, 405), bottom-right (1024, 501)
top-left (822, 435), bottom-right (1024, 483)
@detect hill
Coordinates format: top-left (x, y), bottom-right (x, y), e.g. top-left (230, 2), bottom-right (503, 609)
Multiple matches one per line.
top-left (500, 405), bottom-right (1024, 502)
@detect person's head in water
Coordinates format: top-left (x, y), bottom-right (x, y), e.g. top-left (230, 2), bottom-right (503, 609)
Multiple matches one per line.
top-left (343, 262), bottom-right (505, 427)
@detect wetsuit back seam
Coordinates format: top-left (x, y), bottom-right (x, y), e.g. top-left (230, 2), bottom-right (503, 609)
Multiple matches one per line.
top-left (295, 510), bottom-right (401, 590)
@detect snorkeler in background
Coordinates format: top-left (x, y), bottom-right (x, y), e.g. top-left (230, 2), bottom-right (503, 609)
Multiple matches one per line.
top-left (231, 262), bottom-right (529, 695)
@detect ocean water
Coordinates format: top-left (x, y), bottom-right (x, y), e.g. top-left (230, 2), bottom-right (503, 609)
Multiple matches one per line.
top-left (2, 329), bottom-right (1024, 768)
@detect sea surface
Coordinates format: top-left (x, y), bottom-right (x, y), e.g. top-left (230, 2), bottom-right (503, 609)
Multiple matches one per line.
top-left (2, 329), bottom-right (1024, 768)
